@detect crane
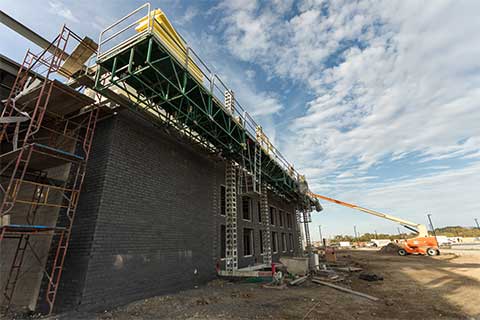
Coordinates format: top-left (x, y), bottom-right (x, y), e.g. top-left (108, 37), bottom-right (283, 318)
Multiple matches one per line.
top-left (307, 191), bottom-right (439, 256)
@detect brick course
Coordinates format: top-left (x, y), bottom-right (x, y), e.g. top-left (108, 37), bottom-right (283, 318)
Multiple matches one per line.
top-left (58, 109), bottom-right (302, 311)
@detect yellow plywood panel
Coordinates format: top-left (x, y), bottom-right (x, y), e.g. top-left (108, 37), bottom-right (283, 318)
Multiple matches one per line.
top-left (136, 9), bottom-right (203, 83)
top-left (59, 37), bottom-right (97, 77)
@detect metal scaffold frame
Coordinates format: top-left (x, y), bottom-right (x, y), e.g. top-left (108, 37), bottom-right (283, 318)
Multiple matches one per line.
top-left (93, 3), bottom-right (305, 201)
top-left (225, 160), bottom-right (238, 272)
top-left (0, 25), bottom-right (99, 314)
top-left (302, 210), bottom-right (312, 252)
top-left (260, 183), bottom-right (272, 265)
top-left (295, 210), bottom-right (304, 254)
top-left (89, 4), bottom-right (322, 274)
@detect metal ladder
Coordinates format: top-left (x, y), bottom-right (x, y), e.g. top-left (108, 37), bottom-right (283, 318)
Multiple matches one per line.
top-left (260, 183), bottom-right (272, 265)
top-left (303, 210), bottom-right (312, 251)
top-left (225, 160), bottom-right (238, 271)
top-left (3, 176), bottom-right (47, 305)
top-left (295, 210), bottom-right (304, 254)
top-left (3, 234), bottom-right (29, 304)
top-left (253, 142), bottom-right (261, 194)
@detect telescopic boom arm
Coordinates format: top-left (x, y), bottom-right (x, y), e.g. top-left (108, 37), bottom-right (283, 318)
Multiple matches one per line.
top-left (307, 192), bottom-right (429, 237)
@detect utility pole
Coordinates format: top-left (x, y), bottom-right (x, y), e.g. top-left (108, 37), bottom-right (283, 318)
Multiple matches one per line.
top-left (475, 218), bottom-right (480, 230)
top-left (427, 213), bottom-right (439, 247)
top-left (353, 225), bottom-right (359, 247)
top-left (374, 230), bottom-right (378, 240)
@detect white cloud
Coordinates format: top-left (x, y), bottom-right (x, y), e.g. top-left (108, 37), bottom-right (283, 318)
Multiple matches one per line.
top-left (48, 0), bottom-right (79, 23)
top-left (218, 0), bottom-right (480, 174)
top-left (174, 6), bottom-right (199, 25)
top-left (182, 29), bottom-right (284, 142)
top-left (313, 160), bottom-right (480, 236)
top-left (337, 171), bottom-right (354, 178)
top-left (217, 0), bottom-right (480, 232)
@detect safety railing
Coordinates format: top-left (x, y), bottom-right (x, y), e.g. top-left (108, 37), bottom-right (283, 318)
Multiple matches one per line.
top-left (96, 3), bottom-right (302, 183)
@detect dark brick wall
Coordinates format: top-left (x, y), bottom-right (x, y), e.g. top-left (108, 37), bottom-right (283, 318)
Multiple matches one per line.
top-left (58, 109), bottom-right (302, 312)
top-left (56, 118), bottom-right (115, 310)
top-left (71, 110), bottom-right (218, 311)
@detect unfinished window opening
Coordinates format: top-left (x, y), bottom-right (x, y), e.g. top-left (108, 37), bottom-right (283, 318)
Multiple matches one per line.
top-left (269, 206), bottom-right (276, 226)
top-left (259, 230), bottom-right (264, 254)
top-left (257, 201), bottom-right (262, 223)
top-left (272, 231), bottom-right (278, 253)
top-left (282, 233), bottom-right (287, 252)
top-left (220, 225), bottom-right (226, 258)
top-left (289, 233), bottom-right (294, 252)
top-left (287, 213), bottom-right (292, 228)
top-left (243, 228), bottom-right (254, 256)
top-left (242, 196), bottom-right (251, 220)
top-left (220, 185), bottom-right (226, 216)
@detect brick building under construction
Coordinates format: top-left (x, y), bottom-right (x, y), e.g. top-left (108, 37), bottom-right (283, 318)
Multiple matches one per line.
top-left (0, 5), bottom-right (320, 314)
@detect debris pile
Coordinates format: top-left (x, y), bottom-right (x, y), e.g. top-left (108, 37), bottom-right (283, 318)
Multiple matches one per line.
top-left (359, 272), bottom-right (384, 282)
top-left (379, 243), bottom-right (402, 254)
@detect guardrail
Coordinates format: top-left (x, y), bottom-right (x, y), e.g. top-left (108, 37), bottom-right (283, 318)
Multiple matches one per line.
top-left (96, 3), bottom-right (303, 183)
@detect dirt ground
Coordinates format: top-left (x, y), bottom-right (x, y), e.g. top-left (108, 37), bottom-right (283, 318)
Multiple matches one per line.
top-left (8, 249), bottom-right (480, 320)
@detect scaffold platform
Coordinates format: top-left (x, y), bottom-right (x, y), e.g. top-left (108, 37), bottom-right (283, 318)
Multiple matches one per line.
top-left (94, 4), bottom-right (308, 201)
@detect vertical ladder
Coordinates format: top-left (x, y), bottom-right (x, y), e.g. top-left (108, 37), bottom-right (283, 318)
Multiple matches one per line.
top-left (3, 176), bottom-right (46, 305)
top-left (225, 160), bottom-right (238, 271)
top-left (260, 183), bottom-right (272, 265)
top-left (237, 163), bottom-right (246, 195)
top-left (3, 234), bottom-right (29, 304)
top-left (212, 161), bottom-right (219, 265)
top-left (253, 142), bottom-right (261, 194)
top-left (302, 210), bottom-right (313, 269)
top-left (302, 210), bottom-right (312, 249)
top-left (295, 210), bottom-right (304, 255)
top-left (44, 230), bottom-right (67, 312)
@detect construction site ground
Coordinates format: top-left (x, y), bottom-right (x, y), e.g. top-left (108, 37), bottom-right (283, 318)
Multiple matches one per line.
top-left (11, 249), bottom-right (480, 320)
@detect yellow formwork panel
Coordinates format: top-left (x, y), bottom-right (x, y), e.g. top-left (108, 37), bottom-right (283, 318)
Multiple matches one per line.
top-left (136, 9), bottom-right (204, 83)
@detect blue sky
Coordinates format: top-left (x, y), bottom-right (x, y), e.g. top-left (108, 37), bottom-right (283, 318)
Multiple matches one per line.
top-left (2, 0), bottom-right (480, 238)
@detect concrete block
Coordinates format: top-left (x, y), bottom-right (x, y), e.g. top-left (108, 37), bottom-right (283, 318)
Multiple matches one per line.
top-left (279, 257), bottom-right (309, 275)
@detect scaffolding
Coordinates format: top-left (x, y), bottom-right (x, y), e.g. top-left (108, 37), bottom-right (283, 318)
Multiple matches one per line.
top-left (94, 4), bottom-right (305, 201)
top-left (0, 26), bottom-right (99, 314)
top-left (260, 183), bottom-right (272, 265)
top-left (91, 4), bottom-right (320, 274)
top-left (225, 160), bottom-right (238, 272)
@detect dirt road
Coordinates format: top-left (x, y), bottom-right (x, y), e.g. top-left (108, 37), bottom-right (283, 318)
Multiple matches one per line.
top-left (346, 250), bottom-right (480, 319)
top-left (25, 249), bottom-right (480, 319)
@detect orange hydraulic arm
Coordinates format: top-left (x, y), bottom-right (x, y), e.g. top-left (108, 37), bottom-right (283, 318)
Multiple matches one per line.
top-left (307, 191), bottom-right (429, 237)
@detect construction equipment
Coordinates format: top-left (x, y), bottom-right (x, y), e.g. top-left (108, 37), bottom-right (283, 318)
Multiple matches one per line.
top-left (307, 192), bottom-right (440, 256)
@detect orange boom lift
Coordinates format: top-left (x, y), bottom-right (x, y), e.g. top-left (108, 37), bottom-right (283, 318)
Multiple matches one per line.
top-left (307, 192), bottom-right (440, 256)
